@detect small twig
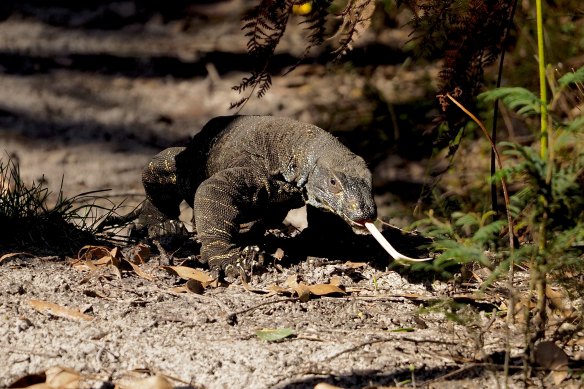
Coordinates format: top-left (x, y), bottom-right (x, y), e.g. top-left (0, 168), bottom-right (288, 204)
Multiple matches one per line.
top-left (3, 346), bottom-right (60, 358)
top-left (323, 336), bottom-right (459, 363)
top-left (95, 191), bottom-right (144, 198)
top-left (153, 239), bottom-right (173, 266)
top-left (231, 297), bottom-right (297, 317)
top-left (421, 362), bottom-right (521, 385)
top-left (159, 286), bottom-right (231, 315)
top-left (270, 336), bottom-right (459, 388)
top-left (491, 0), bottom-right (519, 217)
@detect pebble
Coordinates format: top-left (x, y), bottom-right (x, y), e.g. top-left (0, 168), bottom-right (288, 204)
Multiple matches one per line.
top-left (15, 317), bottom-right (33, 332)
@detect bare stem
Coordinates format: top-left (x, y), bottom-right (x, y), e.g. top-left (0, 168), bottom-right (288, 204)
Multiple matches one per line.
top-left (536, 0), bottom-right (548, 160)
top-left (445, 93), bottom-right (515, 388)
top-left (529, 0), bottom-right (549, 365)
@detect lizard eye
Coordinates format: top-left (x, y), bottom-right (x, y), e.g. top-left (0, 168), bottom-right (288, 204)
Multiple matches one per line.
top-left (328, 177), bottom-right (341, 193)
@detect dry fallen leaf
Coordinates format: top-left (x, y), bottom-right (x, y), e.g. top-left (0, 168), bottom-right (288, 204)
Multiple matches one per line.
top-left (0, 252), bottom-right (34, 264)
top-left (45, 366), bottom-right (81, 389)
top-left (125, 260), bottom-right (155, 281)
top-left (110, 246), bottom-right (122, 259)
top-left (129, 243), bottom-right (151, 264)
top-left (329, 275), bottom-right (342, 286)
top-left (123, 374), bottom-right (173, 389)
top-left (546, 285), bottom-right (573, 317)
top-left (75, 244), bottom-right (157, 281)
top-left (285, 274), bottom-right (299, 288)
top-left (534, 341), bottom-right (569, 386)
top-left (308, 283), bottom-right (346, 296)
top-left (77, 245), bottom-right (111, 261)
top-left (512, 294), bottom-right (536, 323)
top-left (343, 261), bottom-right (367, 269)
top-left (161, 265), bottom-right (214, 285)
top-left (12, 366), bottom-right (83, 389)
top-left (29, 299), bottom-right (93, 321)
top-left (168, 285), bottom-right (189, 294)
top-left (267, 284), bottom-right (291, 294)
top-left (73, 245), bottom-right (124, 278)
top-left (294, 282), bottom-right (311, 302)
top-left (314, 383), bottom-right (346, 389)
top-left (273, 248), bottom-right (285, 260)
top-left (270, 276), bottom-right (348, 300)
top-left (186, 279), bottom-right (205, 294)
top-left (6, 372), bottom-right (46, 388)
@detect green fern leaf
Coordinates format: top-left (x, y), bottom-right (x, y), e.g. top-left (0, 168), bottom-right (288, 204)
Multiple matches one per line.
top-left (453, 212), bottom-right (480, 229)
top-left (472, 220), bottom-right (506, 244)
top-left (565, 114), bottom-right (584, 132)
top-left (558, 65), bottom-right (584, 87)
top-left (479, 87), bottom-right (540, 117)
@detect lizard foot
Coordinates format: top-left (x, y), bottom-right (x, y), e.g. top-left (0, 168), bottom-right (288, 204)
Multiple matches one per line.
top-left (147, 219), bottom-right (189, 237)
top-left (212, 245), bottom-right (266, 282)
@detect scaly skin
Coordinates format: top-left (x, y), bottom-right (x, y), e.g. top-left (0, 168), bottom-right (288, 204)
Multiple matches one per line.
top-left (140, 115), bottom-right (377, 276)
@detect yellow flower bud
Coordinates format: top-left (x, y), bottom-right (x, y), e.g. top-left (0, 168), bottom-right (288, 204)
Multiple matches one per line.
top-left (292, 2), bottom-right (312, 16)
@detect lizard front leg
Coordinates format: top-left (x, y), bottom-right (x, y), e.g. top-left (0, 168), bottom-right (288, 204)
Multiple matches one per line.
top-left (193, 167), bottom-right (271, 278)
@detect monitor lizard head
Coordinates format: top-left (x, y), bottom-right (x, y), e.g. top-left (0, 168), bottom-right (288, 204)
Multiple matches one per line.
top-left (305, 152), bottom-right (377, 234)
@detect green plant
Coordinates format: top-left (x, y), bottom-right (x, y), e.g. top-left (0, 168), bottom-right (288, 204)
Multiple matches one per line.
top-left (415, 61), bottom-right (583, 382)
top-left (0, 156), bottom-right (124, 255)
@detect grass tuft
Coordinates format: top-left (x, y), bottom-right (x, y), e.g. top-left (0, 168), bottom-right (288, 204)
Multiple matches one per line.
top-left (0, 155), bottom-right (127, 255)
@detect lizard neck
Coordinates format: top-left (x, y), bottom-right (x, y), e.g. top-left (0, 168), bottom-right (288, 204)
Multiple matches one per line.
top-left (274, 122), bottom-right (325, 188)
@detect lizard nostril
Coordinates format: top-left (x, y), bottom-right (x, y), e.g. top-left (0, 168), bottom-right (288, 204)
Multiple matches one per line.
top-left (346, 198), bottom-right (376, 222)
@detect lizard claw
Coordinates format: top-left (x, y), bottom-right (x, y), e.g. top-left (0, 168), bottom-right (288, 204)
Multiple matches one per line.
top-left (222, 245), bottom-right (265, 281)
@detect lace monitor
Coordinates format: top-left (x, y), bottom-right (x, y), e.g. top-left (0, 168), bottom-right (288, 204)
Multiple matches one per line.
top-left (139, 115), bottom-right (377, 276)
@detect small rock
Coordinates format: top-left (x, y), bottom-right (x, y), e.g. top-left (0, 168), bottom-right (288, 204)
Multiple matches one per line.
top-left (15, 317), bottom-right (33, 332)
top-left (558, 322), bottom-right (577, 334)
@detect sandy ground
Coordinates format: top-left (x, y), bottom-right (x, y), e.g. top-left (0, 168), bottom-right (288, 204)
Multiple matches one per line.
top-left (1, 3), bottom-right (581, 388)
top-left (2, 254), bottom-right (528, 389)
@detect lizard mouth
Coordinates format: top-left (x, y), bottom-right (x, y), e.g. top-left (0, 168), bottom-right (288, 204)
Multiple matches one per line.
top-left (340, 214), bottom-right (373, 235)
top-left (312, 193), bottom-right (374, 232)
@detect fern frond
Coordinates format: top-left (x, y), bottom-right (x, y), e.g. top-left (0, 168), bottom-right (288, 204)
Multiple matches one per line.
top-left (232, 0), bottom-right (291, 107)
top-left (472, 220), bottom-right (507, 245)
top-left (453, 211), bottom-right (481, 230)
top-left (558, 64), bottom-right (584, 87)
top-left (565, 115), bottom-right (584, 132)
top-left (301, 0), bottom-right (333, 48)
top-left (402, 0), bottom-right (516, 131)
top-left (333, 0), bottom-right (376, 58)
top-left (229, 97), bottom-right (249, 110)
top-left (480, 87), bottom-right (541, 117)
top-left (233, 0), bottom-right (377, 106)
top-left (283, 0), bottom-right (334, 75)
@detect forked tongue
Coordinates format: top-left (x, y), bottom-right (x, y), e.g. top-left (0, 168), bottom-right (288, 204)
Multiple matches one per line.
top-left (364, 222), bottom-right (433, 262)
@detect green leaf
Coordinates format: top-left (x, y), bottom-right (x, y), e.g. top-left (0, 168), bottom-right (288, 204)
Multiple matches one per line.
top-left (558, 65), bottom-right (584, 87)
top-left (479, 87), bottom-right (540, 117)
top-left (453, 212), bottom-right (479, 229)
top-left (565, 115), bottom-right (584, 133)
top-left (256, 328), bottom-right (295, 342)
top-left (432, 244), bottom-right (487, 266)
top-left (472, 220), bottom-right (506, 244)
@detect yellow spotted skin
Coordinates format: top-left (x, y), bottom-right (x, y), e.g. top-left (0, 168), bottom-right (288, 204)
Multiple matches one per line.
top-left (139, 115), bottom-right (376, 276)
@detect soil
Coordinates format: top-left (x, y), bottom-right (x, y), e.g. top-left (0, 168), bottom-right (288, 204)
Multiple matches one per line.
top-left (1, 2), bottom-right (581, 388)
